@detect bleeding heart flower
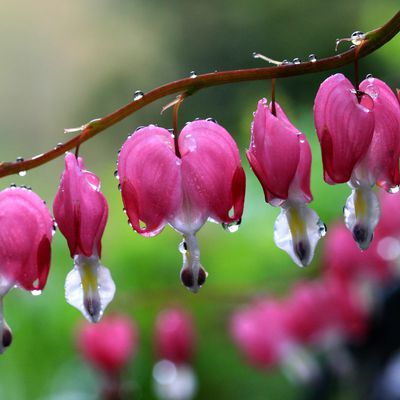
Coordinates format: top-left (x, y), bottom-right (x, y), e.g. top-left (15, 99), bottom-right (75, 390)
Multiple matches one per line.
top-left (77, 314), bottom-right (138, 375)
top-left (315, 74), bottom-right (400, 250)
top-left (54, 152), bottom-right (115, 322)
top-left (0, 186), bottom-right (53, 353)
top-left (247, 98), bottom-right (325, 267)
top-left (117, 120), bottom-right (245, 292)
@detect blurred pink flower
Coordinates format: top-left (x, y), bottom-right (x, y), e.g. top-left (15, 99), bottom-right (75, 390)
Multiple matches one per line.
top-left (77, 314), bottom-right (138, 375)
top-left (247, 98), bottom-right (325, 267)
top-left (230, 300), bottom-right (292, 368)
top-left (154, 308), bottom-right (196, 365)
top-left (0, 186), bottom-right (53, 352)
top-left (117, 121), bottom-right (245, 292)
top-left (54, 153), bottom-right (115, 322)
top-left (286, 280), bottom-right (368, 345)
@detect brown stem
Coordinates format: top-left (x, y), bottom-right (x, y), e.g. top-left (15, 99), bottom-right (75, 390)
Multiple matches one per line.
top-left (172, 93), bottom-right (188, 158)
top-left (0, 11), bottom-right (399, 178)
top-left (271, 79), bottom-right (277, 116)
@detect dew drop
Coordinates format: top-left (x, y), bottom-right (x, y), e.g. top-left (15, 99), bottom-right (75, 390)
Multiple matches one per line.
top-left (281, 60), bottom-right (290, 65)
top-left (190, 71), bottom-right (197, 78)
top-left (9, 183), bottom-right (16, 189)
top-left (31, 290), bottom-right (42, 296)
top-left (308, 54), bottom-right (317, 63)
top-left (133, 90), bottom-right (144, 101)
top-left (184, 134), bottom-right (197, 152)
top-left (222, 218), bottom-right (241, 233)
top-left (206, 117), bottom-right (217, 123)
top-left (16, 157), bottom-right (24, 162)
top-left (366, 73), bottom-right (373, 79)
top-left (351, 31), bottom-right (365, 46)
top-left (114, 170), bottom-right (119, 179)
top-left (293, 58), bottom-right (301, 64)
top-left (178, 240), bottom-right (187, 254)
top-left (389, 186), bottom-right (400, 194)
top-left (55, 143), bottom-right (63, 149)
top-left (318, 220), bottom-right (327, 237)
top-left (118, 183), bottom-right (121, 191)
top-left (135, 126), bottom-right (145, 132)
top-left (365, 84), bottom-right (379, 100)
top-left (18, 170), bottom-right (26, 177)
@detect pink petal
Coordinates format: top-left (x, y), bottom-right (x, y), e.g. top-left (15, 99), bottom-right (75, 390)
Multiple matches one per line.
top-left (248, 99), bottom-right (311, 205)
top-left (117, 126), bottom-right (182, 237)
top-left (53, 153), bottom-right (108, 257)
top-left (356, 78), bottom-right (400, 190)
top-left (178, 120), bottom-right (245, 225)
top-left (314, 73), bottom-right (375, 184)
top-left (0, 188), bottom-right (53, 291)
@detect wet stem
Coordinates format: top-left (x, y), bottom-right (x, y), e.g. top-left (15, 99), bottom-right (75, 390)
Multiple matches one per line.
top-left (0, 11), bottom-right (399, 177)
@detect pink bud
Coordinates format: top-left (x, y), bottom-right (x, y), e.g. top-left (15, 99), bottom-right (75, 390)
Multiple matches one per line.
top-left (154, 308), bottom-right (195, 365)
top-left (247, 99), bottom-right (312, 206)
top-left (314, 73), bottom-right (375, 184)
top-left (354, 77), bottom-right (400, 190)
top-left (0, 186), bottom-right (53, 352)
top-left (230, 300), bottom-right (291, 368)
top-left (77, 315), bottom-right (138, 374)
top-left (53, 152), bottom-right (108, 258)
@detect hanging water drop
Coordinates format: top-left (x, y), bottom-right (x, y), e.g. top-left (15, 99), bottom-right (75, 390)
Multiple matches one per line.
top-left (389, 186), bottom-right (400, 194)
top-left (31, 290), bottom-right (42, 296)
top-left (190, 71), bottom-right (197, 78)
top-left (206, 118), bottom-right (217, 123)
top-left (293, 58), bottom-right (301, 64)
top-left (113, 170), bottom-right (119, 179)
top-left (308, 54), bottom-right (317, 63)
top-left (133, 90), bottom-right (144, 101)
top-left (282, 60), bottom-right (290, 65)
top-left (18, 171), bottom-right (26, 177)
top-left (222, 218), bottom-right (241, 233)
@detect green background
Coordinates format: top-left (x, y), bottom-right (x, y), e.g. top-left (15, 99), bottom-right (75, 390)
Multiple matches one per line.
top-left (0, 1), bottom-right (398, 399)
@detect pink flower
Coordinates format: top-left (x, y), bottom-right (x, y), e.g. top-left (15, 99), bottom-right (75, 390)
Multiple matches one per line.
top-left (230, 300), bottom-right (292, 369)
top-left (314, 73), bottom-right (375, 185)
top-left (0, 186), bottom-right (53, 352)
top-left (247, 99), bottom-right (325, 267)
top-left (54, 153), bottom-right (115, 322)
top-left (77, 314), bottom-right (138, 375)
top-left (154, 308), bottom-right (196, 365)
top-left (117, 120), bottom-right (245, 292)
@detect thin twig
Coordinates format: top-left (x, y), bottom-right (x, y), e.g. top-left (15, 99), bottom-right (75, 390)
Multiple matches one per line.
top-left (0, 11), bottom-right (399, 178)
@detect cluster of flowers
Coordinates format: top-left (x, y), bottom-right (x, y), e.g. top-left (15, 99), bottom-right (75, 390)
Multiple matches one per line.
top-left (230, 190), bottom-right (400, 381)
top-left (77, 309), bottom-right (197, 400)
top-left (0, 72), bottom-right (398, 354)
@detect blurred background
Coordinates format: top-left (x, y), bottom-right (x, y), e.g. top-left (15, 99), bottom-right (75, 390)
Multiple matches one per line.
top-left (0, 1), bottom-right (399, 399)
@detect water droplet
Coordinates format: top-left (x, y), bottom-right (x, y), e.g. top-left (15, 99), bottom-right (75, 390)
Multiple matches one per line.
top-left (308, 54), bottom-right (317, 63)
top-left (190, 71), bottom-right (197, 78)
top-left (351, 31), bottom-right (365, 46)
top-left (350, 44), bottom-right (356, 49)
top-left (206, 118), bottom-right (217, 123)
top-left (18, 171), bottom-right (26, 177)
top-left (16, 157), bottom-right (24, 162)
top-left (184, 134), bottom-right (197, 152)
top-left (31, 290), bottom-right (42, 296)
top-left (222, 218), bottom-right (241, 233)
top-left (178, 240), bottom-right (187, 254)
top-left (118, 183), bottom-right (121, 191)
top-left (281, 60), bottom-right (290, 65)
top-left (366, 73), bottom-right (373, 79)
top-left (135, 126), bottom-right (145, 132)
top-left (252, 51), bottom-right (258, 58)
top-left (389, 186), bottom-right (400, 194)
top-left (293, 58), bottom-right (301, 64)
top-left (318, 220), bottom-right (327, 237)
top-left (113, 170), bottom-right (119, 179)
top-left (133, 90), bottom-right (144, 101)
top-left (9, 183), bottom-right (16, 188)
top-left (365, 84), bottom-right (379, 100)
top-left (55, 143), bottom-right (63, 149)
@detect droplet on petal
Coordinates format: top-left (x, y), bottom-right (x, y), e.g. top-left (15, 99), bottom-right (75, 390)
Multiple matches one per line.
top-left (343, 185), bottom-right (380, 250)
top-left (65, 255), bottom-right (116, 322)
top-left (274, 204), bottom-right (324, 267)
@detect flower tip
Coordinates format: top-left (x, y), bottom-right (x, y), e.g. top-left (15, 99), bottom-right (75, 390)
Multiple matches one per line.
top-left (294, 240), bottom-right (311, 267)
top-left (352, 224), bottom-right (373, 250)
top-left (180, 266), bottom-right (207, 294)
top-left (84, 296), bottom-right (102, 323)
